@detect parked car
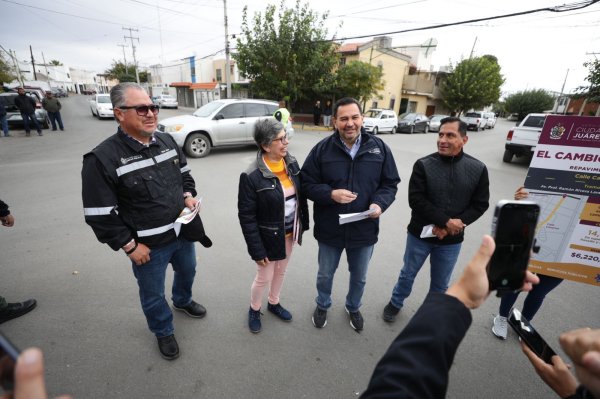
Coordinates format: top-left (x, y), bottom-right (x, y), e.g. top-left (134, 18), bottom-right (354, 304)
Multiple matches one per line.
top-left (397, 112), bottom-right (429, 133)
top-left (484, 112), bottom-right (497, 129)
top-left (503, 113), bottom-right (548, 163)
top-left (460, 111), bottom-right (486, 131)
top-left (157, 99), bottom-right (294, 158)
top-left (153, 94), bottom-right (178, 109)
top-left (362, 108), bottom-right (398, 134)
top-left (89, 94), bottom-right (114, 118)
top-left (427, 114), bottom-right (449, 132)
top-left (0, 92), bottom-right (50, 129)
top-left (51, 87), bottom-right (68, 97)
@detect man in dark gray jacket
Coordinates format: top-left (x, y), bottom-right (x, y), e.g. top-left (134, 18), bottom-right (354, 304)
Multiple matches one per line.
top-left (383, 116), bottom-right (489, 322)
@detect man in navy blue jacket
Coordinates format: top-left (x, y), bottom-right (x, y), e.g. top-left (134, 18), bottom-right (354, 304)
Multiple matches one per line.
top-left (301, 97), bottom-right (400, 332)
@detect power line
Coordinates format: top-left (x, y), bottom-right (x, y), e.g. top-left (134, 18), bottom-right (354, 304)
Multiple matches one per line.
top-left (327, 0), bottom-right (600, 42)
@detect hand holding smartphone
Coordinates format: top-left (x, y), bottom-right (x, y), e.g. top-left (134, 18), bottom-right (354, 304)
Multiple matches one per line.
top-left (508, 308), bottom-right (557, 364)
top-left (486, 200), bottom-right (540, 293)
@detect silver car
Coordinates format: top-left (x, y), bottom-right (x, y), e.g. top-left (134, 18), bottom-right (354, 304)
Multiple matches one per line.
top-left (428, 114), bottom-right (449, 132)
top-left (157, 99), bottom-right (294, 158)
top-left (89, 94), bottom-right (114, 118)
top-left (154, 94), bottom-right (178, 109)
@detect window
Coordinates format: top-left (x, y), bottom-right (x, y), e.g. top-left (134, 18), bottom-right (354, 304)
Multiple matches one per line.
top-left (339, 57), bottom-right (346, 66)
top-left (523, 115), bottom-right (546, 128)
top-left (219, 103), bottom-right (244, 119)
top-left (371, 101), bottom-right (378, 109)
top-left (389, 97), bottom-right (396, 110)
top-left (216, 68), bottom-right (222, 82)
top-left (245, 103), bottom-right (268, 117)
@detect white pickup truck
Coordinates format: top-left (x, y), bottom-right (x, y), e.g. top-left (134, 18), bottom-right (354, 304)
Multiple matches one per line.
top-left (503, 113), bottom-right (548, 163)
top-left (460, 111), bottom-right (486, 131)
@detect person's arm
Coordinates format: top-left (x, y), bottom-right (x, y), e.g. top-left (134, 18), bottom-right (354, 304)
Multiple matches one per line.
top-left (408, 160), bottom-right (451, 227)
top-left (176, 143), bottom-right (198, 210)
top-left (368, 142), bottom-right (400, 217)
top-left (362, 236), bottom-right (539, 399)
top-left (455, 165), bottom-right (490, 226)
top-left (521, 344), bottom-right (578, 398)
top-left (237, 172), bottom-right (268, 262)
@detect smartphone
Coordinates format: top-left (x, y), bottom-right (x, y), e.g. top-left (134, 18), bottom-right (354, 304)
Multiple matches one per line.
top-left (487, 200), bottom-right (540, 292)
top-left (508, 308), bottom-right (557, 364)
top-left (0, 332), bottom-right (20, 392)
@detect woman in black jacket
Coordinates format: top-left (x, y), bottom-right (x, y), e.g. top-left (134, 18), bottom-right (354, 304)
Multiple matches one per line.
top-left (237, 118), bottom-right (309, 333)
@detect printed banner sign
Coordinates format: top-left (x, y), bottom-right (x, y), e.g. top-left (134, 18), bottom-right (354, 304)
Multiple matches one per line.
top-left (524, 115), bottom-right (600, 286)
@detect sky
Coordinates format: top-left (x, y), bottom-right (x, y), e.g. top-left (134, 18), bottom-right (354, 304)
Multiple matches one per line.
top-left (1, 0), bottom-right (599, 97)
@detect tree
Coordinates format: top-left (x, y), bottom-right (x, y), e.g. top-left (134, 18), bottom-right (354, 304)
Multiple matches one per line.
top-left (105, 61), bottom-right (148, 83)
top-left (504, 89), bottom-right (554, 121)
top-left (441, 55), bottom-right (504, 114)
top-left (0, 52), bottom-right (16, 87)
top-left (576, 59), bottom-right (600, 116)
top-left (49, 60), bottom-right (63, 66)
top-left (334, 61), bottom-right (383, 107)
top-left (234, 0), bottom-right (338, 105)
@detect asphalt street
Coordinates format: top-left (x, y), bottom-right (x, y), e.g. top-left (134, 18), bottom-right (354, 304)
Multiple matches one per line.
top-left (0, 95), bottom-right (598, 398)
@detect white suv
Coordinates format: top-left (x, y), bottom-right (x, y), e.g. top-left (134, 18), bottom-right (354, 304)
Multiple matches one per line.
top-left (363, 109), bottom-right (398, 134)
top-left (157, 99), bottom-right (294, 158)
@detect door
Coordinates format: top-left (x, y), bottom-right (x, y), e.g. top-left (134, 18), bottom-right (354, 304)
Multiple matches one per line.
top-left (211, 103), bottom-right (247, 145)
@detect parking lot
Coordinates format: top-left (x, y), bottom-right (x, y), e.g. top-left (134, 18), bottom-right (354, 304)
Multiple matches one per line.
top-left (0, 95), bottom-right (598, 398)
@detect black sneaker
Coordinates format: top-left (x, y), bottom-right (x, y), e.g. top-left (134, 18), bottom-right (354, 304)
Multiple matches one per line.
top-left (312, 306), bottom-right (327, 328)
top-left (267, 303), bottom-right (292, 321)
top-left (382, 301), bottom-right (400, 323)
top-left (0, 299), bottom-right (37, 324)
top-left (346, 307), bottom-right (364, 332)
top-left (248, 307), bottom-right (262, 333)
top-left (173, 300), bottom-right (206, 318)
top-left (157, 334), bottom-right (179, 360)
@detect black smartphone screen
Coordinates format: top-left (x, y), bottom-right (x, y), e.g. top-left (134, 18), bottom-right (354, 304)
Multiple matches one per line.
top-left (508, 308), bottom-right (557, 364)
top-left (0, 332), bottom-right (20, 392)
top-left (487, 201), bottom-right (540, 291)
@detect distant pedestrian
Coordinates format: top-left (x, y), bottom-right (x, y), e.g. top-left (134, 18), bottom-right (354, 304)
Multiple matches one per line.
top-left (313, 100), bottom-right (322, 126)
top-left (322, 100), bottom-right (332, 130)
top-left (42, 91), bottom-right (64, 131)
top-left (13, 88), bottom-right (42, 136)
top-left (0, 101), bottom-right (9, 137)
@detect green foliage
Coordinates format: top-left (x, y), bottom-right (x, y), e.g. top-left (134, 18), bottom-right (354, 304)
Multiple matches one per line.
top-left (441, 55), bottom-right (504, 114)
top-left (0, 53), bottom-right (16, 86)
top-left (234, 0), bottom-right (338, 105)
top-left (334, 61), bottom-right (383, 106)
top-left (504, 89), bottom-right (555, 120)
top-left (577, 59), bottom-right (600, 103)
top-left (105, 61), bottom-right (148, 83)
top-left (49, 60), bottom-right (63, 66)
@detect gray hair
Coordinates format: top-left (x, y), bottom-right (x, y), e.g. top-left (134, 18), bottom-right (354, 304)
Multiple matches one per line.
top-left (254, 117), bottom-right (284, 151)
top-left (110, 82), bottom-right (146, 108)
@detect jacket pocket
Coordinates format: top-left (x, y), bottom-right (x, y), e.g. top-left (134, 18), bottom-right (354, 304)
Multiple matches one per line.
top-left (123, 171), bottom-right (166, 200)
top-left (258, 224), bottom-right (282, 253)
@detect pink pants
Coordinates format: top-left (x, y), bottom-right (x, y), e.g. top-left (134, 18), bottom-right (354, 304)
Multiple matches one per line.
top-left (250, 236), bottom-right (293, 311)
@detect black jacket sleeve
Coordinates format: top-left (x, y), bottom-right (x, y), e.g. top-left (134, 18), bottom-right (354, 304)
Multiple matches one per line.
top-left (237, 172), bottom-right (267, 261)
top-left (362, 293), bottom-right (472, 399)
top-left (370, 140), bottom-right (400, 213)
top-left (456, 165), bottom-right (490, 226)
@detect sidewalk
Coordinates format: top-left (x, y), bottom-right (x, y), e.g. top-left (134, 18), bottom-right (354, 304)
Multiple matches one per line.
top-left (292, 122), bottom-right (332, 132)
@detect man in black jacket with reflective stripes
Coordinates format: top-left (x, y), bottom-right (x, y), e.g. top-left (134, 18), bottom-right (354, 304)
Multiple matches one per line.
top-left (81, 83), bottom-right (205, 360)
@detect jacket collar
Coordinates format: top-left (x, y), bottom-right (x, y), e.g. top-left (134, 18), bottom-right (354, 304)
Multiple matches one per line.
top-left (438, 149), bottom-right (465, 162)
top-left (117, 127), bottom-right (158, 152)
top-left (255, 150), bottom-right (297, 178)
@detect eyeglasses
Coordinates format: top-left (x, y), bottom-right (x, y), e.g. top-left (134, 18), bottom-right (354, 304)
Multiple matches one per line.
top-left (272, 133), bottom-right (289, 144)
top-left (118, 105), bottom-right (160, 116)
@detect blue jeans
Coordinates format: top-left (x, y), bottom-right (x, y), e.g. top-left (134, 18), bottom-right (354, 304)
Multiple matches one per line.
top-left (48, 111), bottom-right (64, 130)
top-left (499, 274), bottom-right (563, 321)
top-left (131, 238), bottom-right (196, 337)
top-left (0, 115), bottom-right (8, 136)
top-left (316, 242), bottom-right (374, 313)
top-left (21, 112), bottom-right (41, 133)
top-left (390, 232), bottom-right (461, 308)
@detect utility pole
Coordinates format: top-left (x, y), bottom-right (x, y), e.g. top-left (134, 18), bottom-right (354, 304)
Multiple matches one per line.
top-left (556, 68), bottom-right (569, 114)
top-left (123, 27), bottom-right (140, 83)
top-left (117, 44), bottom-right (128, 74)
top-left (223, 0), bottom-right (231, 99)
top-left (2, 47), bottom-right (24, 86)
top-left (469, 37), bottom-right (478, 59)
top-left (29, 45), bottom-right (37, 80)
top-left (41, 52), bottom-right (51, 84)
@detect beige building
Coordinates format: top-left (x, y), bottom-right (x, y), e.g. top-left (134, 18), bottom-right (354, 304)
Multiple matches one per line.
top-left (401, 66), bottom-right (452, 116)
top-left (337, 36), bottom-right (411, 114)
